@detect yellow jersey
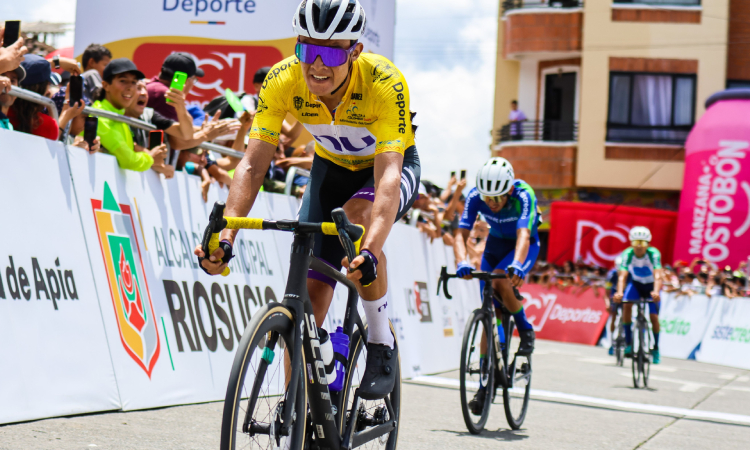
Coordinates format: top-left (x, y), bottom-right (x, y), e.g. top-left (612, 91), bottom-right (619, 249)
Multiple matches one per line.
top-left (249, 53), bottom-right (416, 171)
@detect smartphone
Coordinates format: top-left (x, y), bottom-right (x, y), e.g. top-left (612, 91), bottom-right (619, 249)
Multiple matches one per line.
top-left (166, 71), bottom-right (188, 103)
top-left (450, 171), bottom-right (456, 179)
top-left (68, 75), bottom-right (83, 107)
top-left (84, 116), bottom-right (98, 149)
top-left (460, 169), bottom-right (467, 180)
top-left (149, 130), bottom-right (164, 149)
top-left (3, 21), bottom-right (20, 48)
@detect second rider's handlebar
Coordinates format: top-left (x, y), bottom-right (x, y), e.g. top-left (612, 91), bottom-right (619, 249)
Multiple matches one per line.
top-left (437, 266), bottom-right (511, 300)
top-left (198, 201), bottom-right (365, 277)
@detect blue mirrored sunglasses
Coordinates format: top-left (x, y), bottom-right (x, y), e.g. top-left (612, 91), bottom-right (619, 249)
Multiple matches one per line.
top-left (295, 40), bottom-right (357, 67)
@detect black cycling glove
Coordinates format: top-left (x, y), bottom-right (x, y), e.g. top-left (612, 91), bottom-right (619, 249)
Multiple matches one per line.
top-left (357, 249), bottom-right (378, 287)
top-left (199, 240), bottom-right (234, 275)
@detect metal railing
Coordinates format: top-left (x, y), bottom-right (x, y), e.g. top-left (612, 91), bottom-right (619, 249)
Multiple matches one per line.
top-left (605, 125), bottom-right (691, 146)
top-left (283, 166), bottom-right (312, 196)
top-left (495, 120), bottom-right (578, 144)
top-left (502, 0), bottom-right (583, 13)
top-left (8, 85), bottom-right (243, 158)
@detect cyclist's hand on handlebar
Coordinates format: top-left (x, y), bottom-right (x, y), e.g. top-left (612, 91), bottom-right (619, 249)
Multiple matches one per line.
top-left (651, 291), bottom-right (661, 302)
top-left (194, 244), bottom-right (229, 275)
top-left (456, 261), bottom-right (474, 279)
top-left (342, 250), bottom-right (378, 287)
top-left (507, 260), bottom-right (526, 287)
top-left (613, 292), bottom-right (623, 303)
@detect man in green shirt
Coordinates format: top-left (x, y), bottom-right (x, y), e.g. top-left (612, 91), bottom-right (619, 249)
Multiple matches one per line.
top-left (91, 58), bottom-right (166, 172)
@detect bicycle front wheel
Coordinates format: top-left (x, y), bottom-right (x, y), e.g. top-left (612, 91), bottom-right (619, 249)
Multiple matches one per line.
top-left (459, 309), bottom-right (495, 435)
top-left (631, 323), bottom-right (643, 389)
top-left (502, 316), bottom-right (531, 430)
top-left (340, 322), bottom-right (401, 450)
top-left (220, 304), bottom-right (306, 450)
top-left (642, 325), bottom-right (651, 389)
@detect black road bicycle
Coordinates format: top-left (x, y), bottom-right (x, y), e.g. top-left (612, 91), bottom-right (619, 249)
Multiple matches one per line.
top-left (624, 297), bottom-right (654, 389)
top-left (611, 304), bottom-right (626, 367)
top-left (200, 202), bottom-right (400, 450)
top-left (437, 267), bottom-right (532, 434)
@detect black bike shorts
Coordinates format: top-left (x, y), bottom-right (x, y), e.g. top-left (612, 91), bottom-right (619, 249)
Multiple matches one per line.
top-left (298, 146), bottom-right (421, 287)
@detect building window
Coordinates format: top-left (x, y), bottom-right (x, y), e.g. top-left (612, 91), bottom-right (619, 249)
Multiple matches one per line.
top-left (607, 72), bottom-right (696, 145)
top-left (727, 80), bottom-right (750, 89)
top-left (613, 0), bottom-right (701, 5)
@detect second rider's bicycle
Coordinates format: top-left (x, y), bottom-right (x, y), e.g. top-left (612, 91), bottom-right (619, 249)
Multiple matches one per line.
top-left (201, 202), bottom-right (401, 450)
top-left (437, 267), bottom-right (532, 434)
top-left (625, 297), bottom-right (654, 389)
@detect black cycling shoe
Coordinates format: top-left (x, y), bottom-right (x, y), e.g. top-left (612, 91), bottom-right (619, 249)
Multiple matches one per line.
top-left (516, 329), bottom-right (535, 356)
top-left (468, 388), bottom-right (486, 415)
top-left (358, 342), bottom-right (398, 400)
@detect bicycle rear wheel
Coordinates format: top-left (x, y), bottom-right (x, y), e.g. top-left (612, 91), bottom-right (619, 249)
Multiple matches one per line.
top-left (339, 322), bottom-right (401, 449)
top-left (631, 323), bottom-right (643, 389)
top-left (502, 316), bottom-right (531, 430)
top-left (642, 324), bottom-right (652, 389)
top-left (459, 309), bottom-right (495, 435)
top-left (220, 305), bottom-right (306, 450)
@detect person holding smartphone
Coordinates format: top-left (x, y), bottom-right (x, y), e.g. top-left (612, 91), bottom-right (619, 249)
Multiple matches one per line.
top-left (0, 63), bottom-right (25, 130)
top-left (0, 23), bottom-right (28, 74)
top-left (90, 58), bottom-right (165, 171)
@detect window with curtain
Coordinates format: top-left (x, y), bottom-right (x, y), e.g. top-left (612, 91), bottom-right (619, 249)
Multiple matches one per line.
top-left (607, 72), bottom-right (696, 144)
top-left (613, 0), bottom-right (701, 5)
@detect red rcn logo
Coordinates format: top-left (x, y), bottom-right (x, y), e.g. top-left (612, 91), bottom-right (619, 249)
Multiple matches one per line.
top-left (133, 43), bottom-right (284, 106)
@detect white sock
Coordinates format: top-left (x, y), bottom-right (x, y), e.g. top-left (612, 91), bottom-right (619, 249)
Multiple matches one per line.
top-left (362, 296), bottom-right (395, 348)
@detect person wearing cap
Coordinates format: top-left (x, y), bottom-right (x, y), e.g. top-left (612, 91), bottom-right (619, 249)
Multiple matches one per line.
top-left (0, 64), bottom-right (25, 130)
top-left (91, 58), bottom-right (166, 172)
top-left (8, 54), bottom-right (59, 140)
top-left (146, 52), bottom-right (204, 122)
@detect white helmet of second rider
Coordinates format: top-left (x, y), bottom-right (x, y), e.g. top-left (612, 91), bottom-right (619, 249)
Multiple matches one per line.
top-left (629, 226), bottom-right (652, 242)
top-left (476, 157), bottom-right (515, 197)
top-left (293, 0), bottom-right (367, 40)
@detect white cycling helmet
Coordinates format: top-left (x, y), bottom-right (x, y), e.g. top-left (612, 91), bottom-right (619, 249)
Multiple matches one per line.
top-left (293, 0), bottom-right (367, 41)
top-left (629, 226), bottom-right (652, 242)
top-left (476, 157), bottom-right (515, 197)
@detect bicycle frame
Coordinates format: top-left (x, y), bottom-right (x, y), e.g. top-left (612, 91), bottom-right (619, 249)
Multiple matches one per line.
top-left (205, 202), bottom-right (397, 450)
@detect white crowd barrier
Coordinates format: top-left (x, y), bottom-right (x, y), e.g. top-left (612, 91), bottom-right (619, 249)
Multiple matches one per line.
top-left (0, 129), bottom-right (480, 424)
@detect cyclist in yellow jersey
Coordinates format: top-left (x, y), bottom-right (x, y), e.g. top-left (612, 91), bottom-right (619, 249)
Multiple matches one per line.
top-left (195, 0), bottom-right (420, 400)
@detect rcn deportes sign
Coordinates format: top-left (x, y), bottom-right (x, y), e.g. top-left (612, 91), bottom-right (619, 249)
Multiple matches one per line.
top-left (74, 0), bottom-right (396, 108)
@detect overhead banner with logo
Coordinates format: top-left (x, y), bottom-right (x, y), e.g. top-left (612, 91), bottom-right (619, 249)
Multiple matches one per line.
top-left (74, 0), bottom-right (396, 108)
top-left (673, 93), bottom-right (750, 268)
top-left (0, 130), bottom-right (121, 424)
top-left (547, 202), bottom-right (679, 268)
top-left (518, 284), bottom-right (609, 345)
top-left (658, 292), bottom-right (719, 360)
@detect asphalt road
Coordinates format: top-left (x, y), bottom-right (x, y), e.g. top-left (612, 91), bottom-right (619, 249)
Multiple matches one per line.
top-left (2, 339), bottom-right (750, 449)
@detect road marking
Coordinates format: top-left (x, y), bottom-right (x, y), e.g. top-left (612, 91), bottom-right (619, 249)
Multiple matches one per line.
top-left (407, 376), bottom-right (750, 425)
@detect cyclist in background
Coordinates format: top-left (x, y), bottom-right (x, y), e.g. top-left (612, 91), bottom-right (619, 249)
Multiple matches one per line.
top-left (613, 227), bottom-right (663, 364)
top-left (196, 0), bottom-right (419, 400)
top-left (453, 157), bottom-right (540, 414)
top-left (607, 255), bottom-right (623, 356)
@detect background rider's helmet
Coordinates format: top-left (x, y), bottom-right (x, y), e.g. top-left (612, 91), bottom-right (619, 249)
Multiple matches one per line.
top-left (614, 255), bottom-right (623, 268)
top-left (293, 0), bottom-right (367, 41)
top-left (629, 226), bottom-right (652, 243)
top-left (476, 157), bottom-right (515, 197)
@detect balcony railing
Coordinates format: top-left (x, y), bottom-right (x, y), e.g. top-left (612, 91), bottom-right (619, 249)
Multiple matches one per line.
top-left (613, 0), bottom-right (700, 5)
top-left (495, 120), bottom-right (578, 144)
top-left (502, 0), bottom-right (583, 13)
top-left (606, 125), bottom-right (691, 145)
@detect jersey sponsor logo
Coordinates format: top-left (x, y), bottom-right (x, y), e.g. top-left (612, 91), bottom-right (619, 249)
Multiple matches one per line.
top-left (293, 96), bottom-right (304, 110)
top-left (305, 102), bottom-right (321, 108)
top-left (371, 61), bottom-right (398, 83)
top-left (91, 182), bottom-right (160, 377)
top-left (312, 134), bottom-right (375, 153)
top-left (345, 105), bottom-right (365, 121)
top-left (392, 82), bottom-right (407, 134)
top-left (256, 95), bottom-right (269, 114)
top-left (632, 266), bottom-right (653, 278)
top-left (302, 112), bottom-right (319, 117)
top-left (351, 93), bottom-right (363, 100)
top-left (262, 58), bottom-right (299, 89)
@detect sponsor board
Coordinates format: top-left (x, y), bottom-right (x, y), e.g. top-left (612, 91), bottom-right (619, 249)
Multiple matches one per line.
top-left (696, 296), bottom-right (750, 370)
top-left (0, 131), bottom-right (120, 424)
top-left (658, 292), bottom-right (718, 360)
top-left (519, 284), bottom-right (608, 345)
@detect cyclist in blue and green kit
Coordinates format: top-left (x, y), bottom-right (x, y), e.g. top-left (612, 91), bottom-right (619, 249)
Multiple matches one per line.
top-left (453, 157), bottom-right (540, 415)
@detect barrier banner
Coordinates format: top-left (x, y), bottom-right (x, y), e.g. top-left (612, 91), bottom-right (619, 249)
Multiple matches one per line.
top-left (547, 202), bottom-right (678, 268)
top-left (657, 292), bottom-right (718, 360)
top-left (695, 297), bottom-right (750, 370)
top-left (518, 284), bottom-right (608, 345)
top-left (0, 132), bottom-right (120, 424)
top-left (673, 94), bottom-right (750, 268)
top-left (67, 149), bottom-right (289, 410)
top-left (74, 0), bottom-right (395, 108)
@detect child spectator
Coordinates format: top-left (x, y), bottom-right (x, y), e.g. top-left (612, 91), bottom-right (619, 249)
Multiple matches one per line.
top-left (0, 64), bottom-right (24, 130)
top-left (81, 44), bottom-right (112, 102)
